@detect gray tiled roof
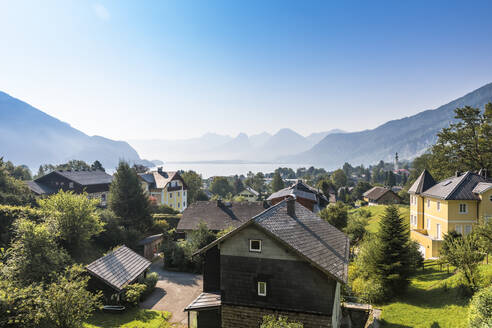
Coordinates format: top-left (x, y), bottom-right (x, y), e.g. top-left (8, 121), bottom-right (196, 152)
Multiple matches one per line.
top-left (422, 172), bottom-right (488, 200)
top-left (86, 245), bottom-right (151, 291)
top-left (55, 170), bottom-right (113, 186)
top-left (26, 180), bottom-right (56, 195)
top-left (138, 234), bottom-right (163, 246)
top-left (255, 201), bottom-right (349, 283)
top-left (472, 182), bottom-right (492, 194)
top-left (177, 200), bottom-right (266, 231)
top-left (363, 186), bottom-right (394, 201)
top-left (408, 169), bottom-right (436, 194)
top-left (185, 292), bottom-right (221, 311)
top-left (267, 186), bottom-right (317, 202)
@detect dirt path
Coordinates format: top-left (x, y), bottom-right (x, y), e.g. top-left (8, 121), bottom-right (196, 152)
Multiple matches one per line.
top-left (140, 260), bottom-right (203, 325)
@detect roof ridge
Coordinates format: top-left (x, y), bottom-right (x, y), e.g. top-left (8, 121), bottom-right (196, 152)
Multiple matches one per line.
top-left (445, 171), bottom-right (471, 200)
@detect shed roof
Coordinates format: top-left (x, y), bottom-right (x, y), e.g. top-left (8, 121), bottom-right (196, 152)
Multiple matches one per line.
top-left (26, 180), bottom-right (56, 195)
top-left (184, 292), bottom-right (221, 311)
top-left (86, 245), bottom-right (151, 292)
top-left (177, 200), bottom-right (266, 231)
top-left (197, 199), bottom-right (350, 284)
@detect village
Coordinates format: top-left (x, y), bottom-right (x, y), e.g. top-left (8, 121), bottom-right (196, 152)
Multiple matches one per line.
top-left (1, 105), bottom-right (491, 328)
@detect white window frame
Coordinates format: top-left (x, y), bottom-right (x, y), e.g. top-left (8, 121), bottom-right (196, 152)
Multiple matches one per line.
top-left (427, 199), bottom-right (431, 208)
top-left (455, 224), bottom-right (463, 235)
top-left (169, 192), bottom-right (173, 198)
top-left (249, 239), bottom-right (262, 253)
top-left (426, 218), bottom-right (431, 230)
top-left (436, 223), bottom-right (441, 240)
top-left (69, 182), bottom-right (74, 188)
top-left (437, 201), bottom-right (440, 211)
top-left (464, 224), bottom-right (472, 236)
top-left (257, 281), bottom-right (267, 296)
top-left (459, 203), bottom-right (467, 214)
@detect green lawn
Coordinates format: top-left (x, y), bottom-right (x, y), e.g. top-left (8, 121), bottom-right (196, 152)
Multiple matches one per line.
top-left (379, 264), bottom-right (492, 328)
top-left (84, 309), bottom-right (173, 328)
top-left (350, 205), bottom-right (409, 233)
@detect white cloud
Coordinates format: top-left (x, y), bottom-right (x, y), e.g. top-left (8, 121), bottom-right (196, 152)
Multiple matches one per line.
top-left (92, 3), bottom-right (110, 21)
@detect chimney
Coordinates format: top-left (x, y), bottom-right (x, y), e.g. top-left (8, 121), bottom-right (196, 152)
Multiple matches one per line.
top-left (216, 199), bottom-right (223, 207)
top-left (157, 167), bottom-right (163, 173)
top-left (455, 171), bottom-right (462, 177)
top-left (287, 195), bottom-right (296, 216)
top-left (478, 168), bottom-right (488, 179)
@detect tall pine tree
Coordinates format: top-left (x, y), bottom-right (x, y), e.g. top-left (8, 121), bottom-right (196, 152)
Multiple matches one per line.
top-left (271, 171), bottom-right (285, 192)
top-left (376, 205), bottom-right (412, 296)
top-left (108, 162), bottom-right (152, 232)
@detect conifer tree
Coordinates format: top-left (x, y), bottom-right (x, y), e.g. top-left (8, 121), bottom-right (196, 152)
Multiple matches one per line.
top-left (108, 161), bottom-right (152, 232)
top-left (271, 171), bottom-right (285, 192)
top-left (376, 205), bottom-right (412, 296)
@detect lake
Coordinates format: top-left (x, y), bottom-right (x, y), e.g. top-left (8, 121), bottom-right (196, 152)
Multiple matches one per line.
top-left (152, 162), bottom-right (319, 178)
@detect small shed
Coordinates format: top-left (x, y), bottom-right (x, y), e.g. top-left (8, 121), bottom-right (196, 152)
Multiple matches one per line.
top-left (86, 245), bottom-right (152, 297)
top-left (138, 234), bottom-right (164, 260)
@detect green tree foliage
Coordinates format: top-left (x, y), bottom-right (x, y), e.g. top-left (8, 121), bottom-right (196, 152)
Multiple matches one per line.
top-left (260, 315), bottom-right (303, 328)
top-left (319, 201), bottom-right (348, 230)
top-left (350, 206), bottom-right (419, 302)
top-left (122, 283), bottom-right (147, 306)
top-left (375, 206), bottom-right (413, 296)
top-left (2, 219), bottom-right (71, 284)
top-left (43, 265), bottom-right (102, 328)
top-left (468, 285), bottom-right (492, 328)
top-left (351, 181), bottom-right (373, 201)
top-left (0, 158), bottom-right (35, 206)
top-left (0, 279), bottom-right (46, 327)
top-left (91, 160), bottom-right (105, 172)
top-left (2, 160), bottom-right (32, 180)
top-left (231, 175), bottom-right (245, 195)
top-left (109, 161), bottom-right (153, 232)
top-left (346, 213), bottom-right (369, 247)
top-left (331, 169), bottom-right (347, 188)
top-left (38, 191), bottom-right (104, 258)
top-left (0, 205), bottom-right (44, 247)
top-left (440, 233), bottom-right (485, 290)
top-left (385, 171), bottom-right (396, 187)
top-left (271, 171), bottom-right (285, 192)
top-left (181, 170), bottom-right (203, 204)
top-left (244, 172), bottom-right (267, 195)
top-left (475, 216), bottom-right (492, 255)
top-left (210, 176), bottom-right (234, 198)
top-left (316, 179), bottom-right (336, 198)
top-left (132, 164), bottom-right (149, 174)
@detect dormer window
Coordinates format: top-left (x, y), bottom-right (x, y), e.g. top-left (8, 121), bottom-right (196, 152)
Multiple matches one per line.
top-left (249, 239), bottom-right (261, 252)
top-left (257, 281), bottom-right (267, 296)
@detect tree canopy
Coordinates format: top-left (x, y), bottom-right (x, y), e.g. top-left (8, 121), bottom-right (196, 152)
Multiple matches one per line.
top-left (271, 171), bottom-right (285, 192)
top-left (181, 170), bottom-right (203, 204)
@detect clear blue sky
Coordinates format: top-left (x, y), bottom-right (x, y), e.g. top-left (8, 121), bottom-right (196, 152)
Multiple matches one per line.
top-left (1, 0), bottom-right (492, 140)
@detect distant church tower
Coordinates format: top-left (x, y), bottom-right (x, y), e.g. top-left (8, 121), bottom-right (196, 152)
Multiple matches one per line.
top-left (394, 152), bottom-right (399, 170)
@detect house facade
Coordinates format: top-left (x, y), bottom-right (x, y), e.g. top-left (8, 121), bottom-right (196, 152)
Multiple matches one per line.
top-left (185, 197), bottom-right (349, 328)
top-left (26, 169), bottom-right (112, 206)
top-left (238, 187), bottom-right (260, 201)
top-left (139, 168), bottom-right (188, 212)
top-left (409, 170), bottom-right (492, 259)
top-left (362, 186), bottom-right (401, 205)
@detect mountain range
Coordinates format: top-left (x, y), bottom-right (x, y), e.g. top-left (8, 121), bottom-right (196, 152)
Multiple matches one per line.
top-left (0, 91), bottom-right (152, 171)
top-left (128, 129), bottom-right (345, 163)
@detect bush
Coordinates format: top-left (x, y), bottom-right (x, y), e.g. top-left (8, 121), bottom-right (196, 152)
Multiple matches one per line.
top-left (468, 285), bottom-right (492, 328)
top-left (142, 272), bottom-right (159, 297)
top-left (151, 204), bottom-right (179, 215)
top-left (122, 283), bottom-right (147, 306)
top-left (0, 205), bottom-right (45, 247)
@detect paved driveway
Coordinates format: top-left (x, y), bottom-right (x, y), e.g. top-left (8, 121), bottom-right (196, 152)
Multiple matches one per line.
top-left (140, 260), bottom-right (203, 325)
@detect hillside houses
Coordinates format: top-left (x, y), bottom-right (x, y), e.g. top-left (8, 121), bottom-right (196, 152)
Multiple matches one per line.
top-left (138, 168), bottom-right (188, 212)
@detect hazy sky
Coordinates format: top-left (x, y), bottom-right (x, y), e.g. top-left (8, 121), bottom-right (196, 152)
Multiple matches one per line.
top-left (2, 1), bottom-right (492, 141)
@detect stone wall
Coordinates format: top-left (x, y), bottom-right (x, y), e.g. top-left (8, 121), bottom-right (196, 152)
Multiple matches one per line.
top-left (222, 304), bottom-right (332, 328)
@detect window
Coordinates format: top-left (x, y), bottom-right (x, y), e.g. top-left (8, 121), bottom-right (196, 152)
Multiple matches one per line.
top-left (257, 281), bottom-right (267, 296)
top-left (170, 193), bottom-right (173, 198)
top-left (178, 192), bottom-right (180, 197)
top-left (455, 224), bottom-right (462, 235)
top-left (184, 191), bottom-right (186, 197)
top-left (249, 239), bottom-right (262, 252)
top-left (437, 201), bottom-right (440, 211)
top-left (464, 225), bottom-right (472, 236)
top-left (436, 223), bottom-right (441, 240)
top-left (101, 194), bottom-right (106, 202)
top-left (178, 202), bottom-right (180, 208)
top-left (426, 218), bottom-right (431, 230)
top-left (489, 195), bottom-right (492, 202)
top-left (459, 203), bottom-right (467, 214)
top-left (183, 201), bottom-right (186, 207)
top-left (69, 182), bottom-right (74, 188)
top-left (427, 199), bottom-right (431, 208)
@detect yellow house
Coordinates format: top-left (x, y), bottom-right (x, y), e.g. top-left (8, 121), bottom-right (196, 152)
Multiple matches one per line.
top-left (409, 170), bottom-right (492, 259)
top-left (138, 168), bottom-right (188, 212)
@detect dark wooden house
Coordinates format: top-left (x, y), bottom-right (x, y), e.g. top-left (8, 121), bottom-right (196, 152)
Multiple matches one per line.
top-left (185, 196), bottom-right (350, 328)
top-left (362, 186), bottom-right (401, 205)
top-left (177, 200), bottom-right (267, 239)
top-left (267, 180), bottom-right (329, 212)
top-left (27, 169), bottom-right (112, 206)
